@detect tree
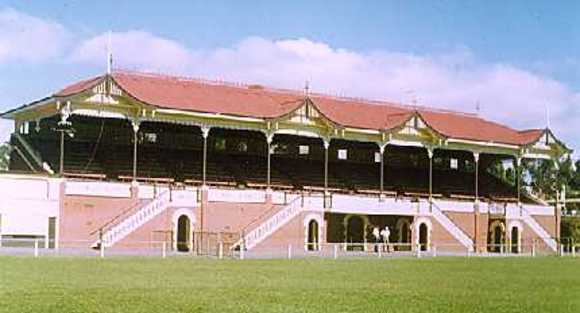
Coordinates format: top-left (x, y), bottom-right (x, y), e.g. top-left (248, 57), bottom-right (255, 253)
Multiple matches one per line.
top-left (525, 157), bottom-right (575, 200)
top-left (0, 143), bottom-right (10, 171)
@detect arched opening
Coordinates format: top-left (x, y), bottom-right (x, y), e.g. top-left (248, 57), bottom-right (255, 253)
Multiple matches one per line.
top-left (489, 221), bottom-right (505, 253)
top-left (511, 227), bottom-right (520, 254)
top-left (176, 215), bottom-right (191, 252)
top-left (307, 219), bottom-right (319, 251)
top-left (397, 219), bottom-right (412, 251)
top-left (346, 215), bottom-right (365, 251)
top-left (418, 223), bottom-right (428, 251)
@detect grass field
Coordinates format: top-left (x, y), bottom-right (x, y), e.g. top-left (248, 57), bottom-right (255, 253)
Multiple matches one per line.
top-left (0, 256), bottom-right (579, 313)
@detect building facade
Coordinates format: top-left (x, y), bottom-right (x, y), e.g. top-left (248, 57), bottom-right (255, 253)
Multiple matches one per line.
top-left (0, 71), bottom-right (570, 255)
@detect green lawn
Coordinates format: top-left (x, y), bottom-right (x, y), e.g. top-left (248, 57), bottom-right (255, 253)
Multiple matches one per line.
top-left (0, 256), bottom-right (579, 313)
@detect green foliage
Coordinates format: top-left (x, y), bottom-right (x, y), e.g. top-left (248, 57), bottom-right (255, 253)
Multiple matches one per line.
top-left (562, 216), bottom-right (580, 243)
top-left (0, 257), bottom-right (579, 312)
top-left (0, 143), bottom-right (10, 171)
top-left (525, 157), bottom-right (576, 200)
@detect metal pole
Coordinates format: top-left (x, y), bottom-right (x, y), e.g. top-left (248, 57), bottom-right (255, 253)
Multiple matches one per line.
top-left (162, 241), bottom-right (167, 259)
top-left (287, 244), bottom-right (292, 259)
top-left (333, 244), bottom-right (338, 259)
top-left (218, 242), bottom-right (224, 260)
top-left (100, 242), bottom-right (105, 258)
top-left (59, 131), bottom-right (65, 175)
top-left (240, 243), bottom-right (245, 260)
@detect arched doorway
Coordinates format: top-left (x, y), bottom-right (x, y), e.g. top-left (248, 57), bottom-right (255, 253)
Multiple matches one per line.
top-left (307, 220), bottom-right (319, 251)
top-left (419, 223), bottom-right (429, 251)
top-left (176, 215), bottom-right (191, 252)
top-left (397, 219), bottom-right (412, 251)
top-left (346, 215), bottom-right (365, 251)
top-left (489, 221), bottom-right (505, 253)
top-left (511, 226), bottom-right (520, 254)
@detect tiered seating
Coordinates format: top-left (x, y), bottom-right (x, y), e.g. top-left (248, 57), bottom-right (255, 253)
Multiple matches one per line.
top-left (272, 157), bottom-right (348, 191)
top-left (10, 116), bottom-right (525, 202)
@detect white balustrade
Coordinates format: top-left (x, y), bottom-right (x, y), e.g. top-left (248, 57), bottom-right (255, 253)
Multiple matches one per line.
top-left (239, 196), bottom-right (303, 250)
top-left (521, 206), bottom-right (557, 251)
top-left (430, 200), bottom-right (474, 250)
top-left (208, 188), bottom-right (266, 203)
top-left (97, 188), bottom-right (200, 247)
top-left (66, 181), bottom-right (131, 198)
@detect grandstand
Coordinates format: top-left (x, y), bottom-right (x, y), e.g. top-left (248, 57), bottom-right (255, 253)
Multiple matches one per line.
top-left (0, 70), bottom-right (571, 255)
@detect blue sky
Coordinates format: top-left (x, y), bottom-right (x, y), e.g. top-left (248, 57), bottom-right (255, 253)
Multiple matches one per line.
top-left (0, 1), bottom-right (579, 156)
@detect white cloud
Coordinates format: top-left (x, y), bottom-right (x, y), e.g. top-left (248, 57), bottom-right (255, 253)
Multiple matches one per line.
top-left (0, 8), bottom-right (70, 64)
top-left (71, 31), bottom-right (193, 74)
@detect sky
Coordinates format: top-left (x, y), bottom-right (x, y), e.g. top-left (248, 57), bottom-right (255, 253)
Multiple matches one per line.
top-left (0, 1), bottom-right (579, 157)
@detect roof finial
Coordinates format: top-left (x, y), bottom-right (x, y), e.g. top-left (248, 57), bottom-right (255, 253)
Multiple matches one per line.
top-left (475, 101), bottom-right (480, 115)
top-left (107, 30), bottom-right (113, 75)
top-left (304, 80), bottom-right (310, 96)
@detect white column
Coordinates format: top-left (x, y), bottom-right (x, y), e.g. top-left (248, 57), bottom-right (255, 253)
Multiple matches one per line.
top-left (473, 152), bottom-right (480, 202)
top-left (201, 126), bottom-right (210, 187)
top-left (323, 139), bottom-right (330, 195)
top-left (473, 152), bottom-right (480, 252)
top-left (427, 148), bottom-right (434, 203)
top-left (515, 156), bottom-right (522, 206)
top-left (131, 120), bottom-right (140, 182)
top-left (266, 134), bottom-right (274, 192)
top-left (379, 144), bottom-right (387, 199)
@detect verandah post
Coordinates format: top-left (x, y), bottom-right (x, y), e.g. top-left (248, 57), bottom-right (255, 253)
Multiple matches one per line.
top-left (473, 152), bottom-right (480, 251)
top-left (200, 126), bottom-right (210, 254)
top-left (266, 133), bottom-right (273, 191)
top-left (131, 119), bottom-right (140, 182)
top-left (379, 144), bottom-right (387, 200)
top-left (323, 139), bottom-right (330, 208)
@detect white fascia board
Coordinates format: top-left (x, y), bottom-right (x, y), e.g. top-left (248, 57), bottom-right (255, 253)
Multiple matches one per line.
top-left (274, 128), bottom-right (321, 138)
top-left (344, 127), bottom-right (381, 135)
top-left (388, 139), bottom-right (424, 148)
top-left (522, 152), bottom-right (552, 160)
top-left (446, 138), bottom-right (520, 150)
top-left (72, 109), bottom-right (127, 120)
top-left (156, 108), bottom-right (264, 123)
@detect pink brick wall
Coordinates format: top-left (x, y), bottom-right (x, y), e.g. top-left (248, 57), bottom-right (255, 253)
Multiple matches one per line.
top-left (59, 195), bottom-right (139, 247)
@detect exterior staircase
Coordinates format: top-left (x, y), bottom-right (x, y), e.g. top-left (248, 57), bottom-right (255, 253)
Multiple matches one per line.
top-left (11, 133), bottom-right (53, 173)
top-left (521, 206), bottom-right (557, 251)
top-left (93, 190), bottom-right (172, 248)
top-left (234, 195), bottom-right (303, 250)
top-left (430, 200), bottom-right (474, 251)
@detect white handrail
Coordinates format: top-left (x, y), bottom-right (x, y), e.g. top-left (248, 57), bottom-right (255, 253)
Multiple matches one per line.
top-left (236, 196), bottom-right (303, 250)
top-left (98, 190), bottom-right (171, 247)
top-left (521, 206), bottom-right (557, 251)
top-left (430, 200), bottom-right (474, 250)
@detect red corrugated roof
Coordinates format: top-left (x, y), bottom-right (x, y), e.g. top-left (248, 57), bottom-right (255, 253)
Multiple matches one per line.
top-left (51, 70), bottom-right (549, 146)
